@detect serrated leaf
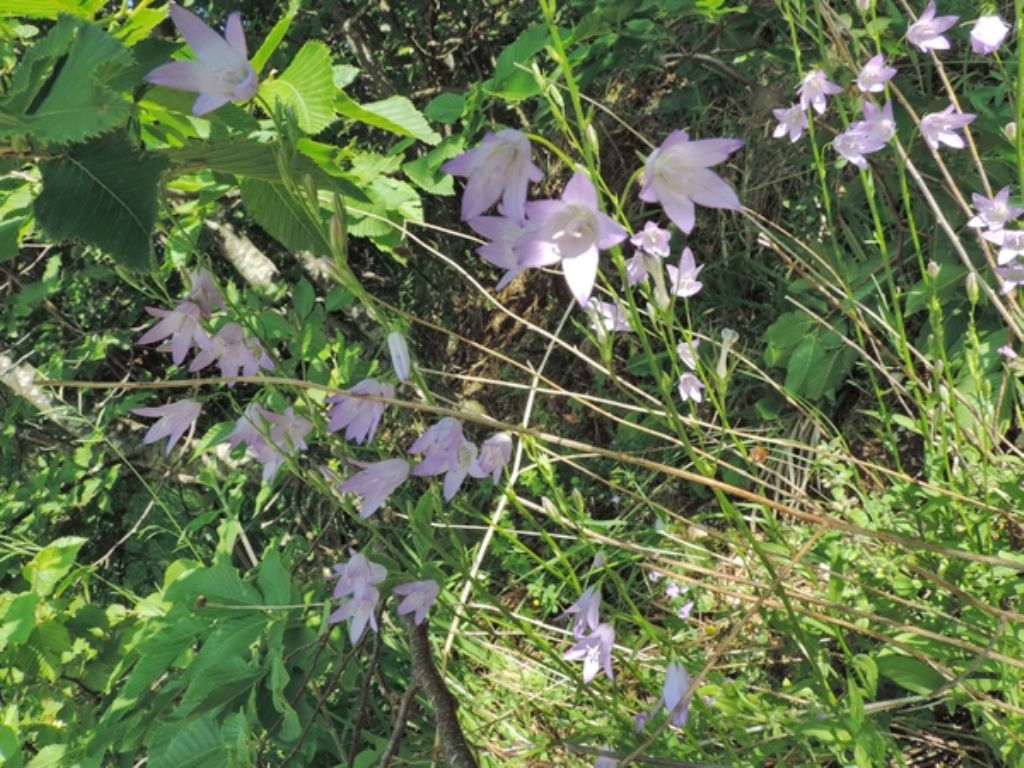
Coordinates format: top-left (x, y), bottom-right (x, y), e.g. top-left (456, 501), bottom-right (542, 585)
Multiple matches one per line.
top-left (783, 332), bottom-right (856, 401)
top-left (335, 92), bottom-right (440, 145)
top-left (0, 592), bottom-right (38, 652)
top-left (260, 41), bottom-right (335, 134)
top-left (241, 178), bottom-right (332, 257)
top-left (148, 716), bottom-right (225, 768)
top-left (257, 548), bottom-right (291, 605)
top-left (423, 92), bottom-right (465, 124)
top-left (22, 536), bottom-right (86, 597)
top-left (0, 16), bottom-right (134, 145)
top-left (35, 131), bottom-right (167, 270)
top-left (251, 0), bottom-right (300, 74)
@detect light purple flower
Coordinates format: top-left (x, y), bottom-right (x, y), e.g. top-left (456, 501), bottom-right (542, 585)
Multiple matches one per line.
top-left (563, 586), bottom-right (602, 638)
top-left (563, 623), bottom-right (615, 684)
top-left (639, 130), bottom-right (744, 235)
top-left (861, 100), bottom-right (896, 144)
top-left (225, 403), bottom-right (271, 452)
top-left (441, 128), bottom-right (543, 223)
top-left (332, 551), bottom-right (387, 601)
top-left (968, 187), bottom-right (1023, 231)
top-left (629, 221), bottom-right (672, 257)
top-left (325, 378), bottom-right (394, 445)
top-left (833, 128), bottom-right (876, 169)
top-left (856, 54), bottom-right (897, 93)
top-left (677, 373), bottom-right (704, 403)
top-left (132, 398), bottom-right (201, 456)
top-left (625, 251), bottom-right (659, 285)
top-left (995, 261), bottom-right (1024, 293)
top-left (245, 407), bottom-right (311, 482)
top-left (187, 268), bottom-right (225, 316)
top-left (137, 300), bottom-right (211, 366)
top-left (677, 600), bottom-right (694, 620)
top-left (329, 586), bottom-right (381, 644)
top-left (797, 70), bottom-right (842, 115)
top-left (393, 579), bottom-right (440, 625)
top-left (440, 439), bottom-right (478, 501)
top-left (515, 172), bottom-right (628, 306)
top-left (339, 458), bottom-right (411, 518)
top-left (907, 2), bottom-right (958, 53)
top-left (144, 3), bottom-right (258, 116)
top-left (920, 104), bottom-right (975, 150)
top-left (188, 322), bottom-right (274, 383)
top-left (470, 432), bottom-right (513, 483)
top-left (983, 229), bottom-right (1024, 265)
top-left (971, 15), bottom-right (1009, 54)
top-left (467, 209), bottom-right (531, 290)
top-left (409, 417), bottom-right (465, 476)
top-left (998, 345), bottom-right (1018, 359)
top-left (587, 299), bottom-right (633, 333)
top-left (666, 247), bottom-right (704, 298)
top-left (665, 581), bottom-right (681, 599)
top-left (594, 752), bottom-right (618, 768)
top-left (265, 407), bottom-right (311, 454)
top-left (772, 103), bottom-right (808, 142)
top-left (652, 662), bottom-right (692, 728)
top-left (387, 331), bottom-right (411, 382)
top-left (677, 339), bottom-right (700, 370)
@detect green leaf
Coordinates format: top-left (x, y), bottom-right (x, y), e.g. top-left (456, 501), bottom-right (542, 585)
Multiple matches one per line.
top-left (257, 547), bottom-right (291, 605)
top-left (293, 278), bottom-right (315, 319)
top-left (0, 0), bottom-right (104, 19)
top-left (335, 93), bottom-right (440, 145)
top-left (423, 92), bottom-right (466, 124)
top-left (784, 332), bottom-right (856, 401)
top-left (0, 16), bottom-right (134, 145)
top-left (35, 131), bottom-right (167, 270)
top-left (0, 592), bottom-right (38, 652)
top-left (876, 653), bottom-right (945, 695)
top-left (148, 716), bottom-right (226, 768)
top-left (241, 178), bottom-right (331, 257)
top-left (26, 744), bottom-right (66, 768)
top-left (260, 41), bottom-right (336, 134)
top-left (251, 0), bottom-right (300, 74)
top-left (22, 536), bottom-right (86, 597)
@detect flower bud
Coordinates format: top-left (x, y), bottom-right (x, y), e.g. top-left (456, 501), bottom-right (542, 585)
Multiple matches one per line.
top-left (717, 328), bottom-right (738, 379)
top-left (387, 331), bottom-right (411, 382)
top-left (1004, 122), bottom-right (1017, 144)
top-left (927, 261), bottom-right (940, 279)
top-left (966, 271), bottom-right (980, 305)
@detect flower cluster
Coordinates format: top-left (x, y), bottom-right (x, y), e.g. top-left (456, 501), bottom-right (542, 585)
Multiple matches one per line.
top-left (970, 187), bottom-right (1024, 293)
top-left (328, 550), bottom-right (439, 644)
top-left (561, 586), bottom-right (615, 685)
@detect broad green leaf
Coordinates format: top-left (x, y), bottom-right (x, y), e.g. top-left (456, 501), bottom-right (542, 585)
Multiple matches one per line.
top-left (784, 332), bottom-right (856, 401)
top-left (335, 92), bottom-right (440, 145)
top-left (35, 132), bottom-right (168, 270)
top-left (26, 744), bottom-right (66, 768)
top-left (148, 716), bottom-right (226, 768)
top-left (0, 16), bottom-right (134, 145)
top-left (251, 0), bottom-right (300, 74)
top-left (0, 592), bottom-right (38, 651)
top-left (22, 536), bottom-right (86, 597)
top-left (260, 41), bottom-right (335, 134)
top-left (241, 178), bottom-right (332, 256)
top-left (0, 0), bottom-right (104, 18)
top-left (876, 653), bottom-right (945, 695)
top-left (333, 64), bottom-right (359, 89)
top-left (257, 548), bottom-right (291, 605)
top-left (119, 617), bottom-right (203, 699)
top-left (424, 92), bottom-right (466, 124)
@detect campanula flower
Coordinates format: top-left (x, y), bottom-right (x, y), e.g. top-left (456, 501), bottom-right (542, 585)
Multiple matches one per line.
top-left (652, 662), bottom-right (692, 728)
top-left (907, 2), bottom-right (958, 53)
top-left (144, 3), bottom-right (258, 116)
top-left (442, 129), bottom-right (543, 223)
top-left (666, 247), bottom-right (704, 298)
top-left (132, 398), bottom-right (202, 455)
top-left (677, 339), bottom-right (700, 370)
top-left (983, 229), bottom-right (1024, 265)
top-left (717, 327), bottom-right (739, 379)
top-left (470, 432), bottom-right (514, 483)
top-left (797, 70), bottom-right (842, 115)
top-left (393, 579), bottom-right (440, 625)
top-left (626, 251), bottom-right (660, 285)
top-left (225, 403), bottom-right (271, 452)
top-left (387, 331), bottom-right (411, 382)
top-left (587, 299), bottom-right (633, 333)
top-left (861, 100), bottom-right (896, 144)
top-left (833, 124), bottom-right (886, 169)
top-left (329, 586), bottom-right (381, 644)
top-left (339, 458), bottom-right (411, 518)
top-left (467, 209), bottom-right (532, 290)
top-left (639, 131), bottom-right (744, 235)
top-left (250, 407), bottom-right (311, 482)
top-left (971, 16), bottom-right (1010, 54)
top-left (438, 439), bottom-right (478, 501)
top-left (564, 623), bottom-right (615, 684)
top-left (187, 268), bottom-right (225, 316)
top-left (968, 187), bottom-right (1023, 231)
top-left (677, 373), bottom-right (704, 403)
top-left (920, 104), bottom-right (976, 150)
top-left (563, 586), bottom-right (602, 638)
top-left (995, 262), bottom-right (1024, 293)
top-left (409, 417), bottom-right (465, 476)
top-left (326, 378), bottom-right (394, 445)
top-left (856, 54), bottom-right (897, 93)
top-left (137, 300), bottom-right (212, 366)
top-left (594, 752), bottom-right (618, 768)
top-left (677, 600), bottom-right (695, 620)
top-left (515, 172), bottom-right (628, 306)
top-left (772, 104), bottom-right (808, 142)
top-left (332, 551), bottom-right (387, 601)
top-left (188, 322), bottom-right (274, 383)
top-left (629, 221), bottom-right (672, 257)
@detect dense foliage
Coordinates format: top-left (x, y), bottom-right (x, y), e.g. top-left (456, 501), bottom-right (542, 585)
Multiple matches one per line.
top-left (2, 0), bottom-right (1023, 766)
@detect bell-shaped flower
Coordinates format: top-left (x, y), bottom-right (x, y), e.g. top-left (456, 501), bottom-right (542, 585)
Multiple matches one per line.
top-left (677, 339), bottom-right (700, 370)
top-left (968, 187), bottom-right (1024, 231)
top-left (393, 579), bottom-right (440, 625)
top-left (677, 373), bottom-right (704, 403)
top-left (326, 378), bottom-right (394, 445)
top-left (586, 299), bottom-right (633, 334)
top-left (666, 247), bottom-right (704, 298)
top-left (339, 458), bottom-right (411, 518)
top-left (629, 221), bottom-right (672, 257)
top-left (856, 54), bottom-right (897, 93)
top-left (563, 623), bottom-right (615, 684)
top-left (651, 662), bottom-right (692, 728)
top-left (467, 209), bottom-right (531, 290)
top-left (187, 268), bottom-right (225, 316)
top-left (772, 103), bottom-right (808, 142)
top-left (797, 70), bottom-right (842, 115)
top-left (442, 128), bottom-right (543, 223)
top-left (144, 3), bottom-right (258, 116)
top-left (188, 322), bottom-right (274, 383)
top-left (594, 751), bottom-right (618, 768)
top-left (329, 586), bottom-right (381, 644)
top-left (983, 229), bottom-right (1024, 265)
top-left (442, 439), bottom-right (478, 501)
top-left (639, 131), bottom-right (744, 235)
top-left (132, 398), bottom-right (202, 456)
top-left (907, 1), bottom-right (958, 53)
top-left (920, 104), bottom-right (976, 150)
top-left (470, 432), bottom-right (514, 483)
top-left (387, 331), bottom-right (412, 382)
top-left (137, 300), bottom-right (212, 366)
top-left (239, 407), bottom-right (310, 482)
top-left (971, 15), bottom-right (1009, 54)
top-left (409, 417), bottom-right (465, 476)
top-left (515, 172), bottom-right (628, 306)
top-left (862, 100), bottom-right (897, 144)
top-left (225, 403), bottom-right (271, 452)
top-left (563, 586), bottom-right (602, 638)
top-left (995, 261), bottom-right (1024, 293)
top-left (332, 551), bottom-right (387, 601)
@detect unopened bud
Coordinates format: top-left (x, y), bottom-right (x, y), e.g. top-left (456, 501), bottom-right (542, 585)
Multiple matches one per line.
top-left (717, 328), bottom-right (738, 379)
top-left (387, 330), bottom-right (411, 382)
top-left (966, 271), bottom-right (980, 305)
top-left (927, 261), bottom-right (940, 279)
top-left (1004, 122), bottom-right (1017, 143)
